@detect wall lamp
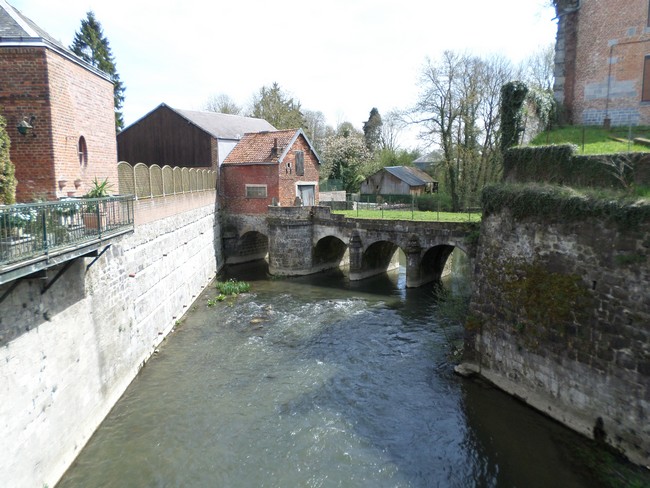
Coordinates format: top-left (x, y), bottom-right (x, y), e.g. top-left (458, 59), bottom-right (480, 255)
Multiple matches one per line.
top-left (17, 116), bottom-right (36, 136)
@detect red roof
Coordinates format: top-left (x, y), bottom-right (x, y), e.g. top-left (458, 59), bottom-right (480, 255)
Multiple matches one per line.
top-left (223, 129), bottom-right (299, 164)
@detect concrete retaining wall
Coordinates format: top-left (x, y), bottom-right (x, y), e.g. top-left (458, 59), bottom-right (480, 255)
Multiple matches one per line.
top-left (0, 192), bottom-right (222, 488)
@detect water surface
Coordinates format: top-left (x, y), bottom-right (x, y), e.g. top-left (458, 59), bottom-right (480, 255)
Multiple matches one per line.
top-left (58, 262), bottom-right (646, 487)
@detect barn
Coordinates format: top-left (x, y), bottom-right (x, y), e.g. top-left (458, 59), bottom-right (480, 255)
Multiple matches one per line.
top-left (117, 103), bottom-right (275, 169)
top-left (360, 166), bottom-right (437, 196)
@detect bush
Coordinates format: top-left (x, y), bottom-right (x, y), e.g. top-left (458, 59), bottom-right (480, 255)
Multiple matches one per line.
top-left (215, 279), bottom-right (250, 295)
top-left (416, 192), bottom-right (453, 212)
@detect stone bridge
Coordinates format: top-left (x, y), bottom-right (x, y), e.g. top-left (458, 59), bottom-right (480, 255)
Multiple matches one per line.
top-left (223, 206), bottom-right (478, 287)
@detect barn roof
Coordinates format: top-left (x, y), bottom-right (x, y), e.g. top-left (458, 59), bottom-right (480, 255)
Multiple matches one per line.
top-left (223, 128), bottom-right (321, 165)
top-left (0, 0), bottom-right (111, 81)
top-left (383, 166), bottom-right (434, 187)
top-left (173, 107), bottom-right (276, 141)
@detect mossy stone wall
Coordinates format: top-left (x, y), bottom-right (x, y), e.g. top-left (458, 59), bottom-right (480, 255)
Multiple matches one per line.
top-left (465, 189), bottom-right (650, 465)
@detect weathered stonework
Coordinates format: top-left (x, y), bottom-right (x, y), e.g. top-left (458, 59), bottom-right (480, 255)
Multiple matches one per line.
top-left (0, 194), bottom-right (222, 488)
top-left (464, 207), bottom-right (650, 465)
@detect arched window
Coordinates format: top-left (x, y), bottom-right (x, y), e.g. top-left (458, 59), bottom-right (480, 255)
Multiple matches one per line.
top-left (78, 136), bottom-right (88, 165)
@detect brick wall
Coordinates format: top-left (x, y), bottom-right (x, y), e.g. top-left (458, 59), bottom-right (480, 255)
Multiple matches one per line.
top-left (220, 134), bottom-right (321, 214)
top-left (559, 0), bottom-right (650, 125)
top-left (220, 163), bottom-right (278, 214)
top-left (0, 47), bottom-right (55, 201)
top-left (277, 136), bottom-right (320, 206)
top-left (46, 50), bottom-right (117, 199)
top-left (0, 46), bottom-right (116, 202)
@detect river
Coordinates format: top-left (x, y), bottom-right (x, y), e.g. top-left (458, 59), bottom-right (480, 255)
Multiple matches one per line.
top-left (57, 257), bottom-right (648, 488)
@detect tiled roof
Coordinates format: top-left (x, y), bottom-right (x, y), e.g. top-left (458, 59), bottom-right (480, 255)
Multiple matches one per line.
top-left (384, 166), bottom-right (434, 186)
top-left (0, 0), bottom-right (110, 80)
top-left (173, 107), bottom-right (276, 140)
top-left (223, 129), bottom-right (302, 164)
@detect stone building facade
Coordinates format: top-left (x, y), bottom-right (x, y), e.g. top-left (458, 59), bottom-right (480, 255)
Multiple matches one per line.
top-left (0, 1), bottom-right (117, 201)
top-left (220, 129), bottom-right (321, 214)
top-left (554, 0), bottom-right (650, 126)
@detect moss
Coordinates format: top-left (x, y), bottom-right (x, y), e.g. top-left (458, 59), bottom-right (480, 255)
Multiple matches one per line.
top-left (477, 252), bottom-right (594, 351)
top-left (482, 183), bottom-right (650, 230)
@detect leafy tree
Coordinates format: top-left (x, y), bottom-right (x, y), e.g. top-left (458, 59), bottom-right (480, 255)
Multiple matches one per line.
top-left (249, 82), bottom-right (304, 129)
top-left (0, 113), bottom-right (17, 204)
top-left (374, 147), bottom-right (421, 169)
top-left (362, 107), bottom-right (382, 153)
top-left (70, 11), bottom-right (125, 131)
top-left (204, 93), bottom-right (242, 115)
top-left (321, 127), bottom-right (373, 193)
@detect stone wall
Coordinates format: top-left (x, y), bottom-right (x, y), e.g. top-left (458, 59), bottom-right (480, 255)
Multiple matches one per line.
top-left (0, 193), bottom-right (222, 488)
top-left (464, 205), bottom-right (649, 465)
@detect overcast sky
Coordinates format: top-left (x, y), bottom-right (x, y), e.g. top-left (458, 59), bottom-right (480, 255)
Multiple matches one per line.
top-left (10, 0), bottom-right (557, 149)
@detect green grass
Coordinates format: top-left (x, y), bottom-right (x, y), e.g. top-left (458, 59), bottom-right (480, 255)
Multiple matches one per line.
top-left (215, 279), bottom-right (251, 295)
top-left (332, 209), bottom-right (481, 222)
top-left (531, 126), bottom-right (650, 154)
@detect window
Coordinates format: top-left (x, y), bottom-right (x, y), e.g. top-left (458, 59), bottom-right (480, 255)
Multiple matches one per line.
top-left (245, 184), bottom-right (267, 198)
top-left (643, 56), bottom-right (650, 101)
top-left (294, 150), bottom-right (304, 176)
top-left (78, 136), bottom-right (88, 165)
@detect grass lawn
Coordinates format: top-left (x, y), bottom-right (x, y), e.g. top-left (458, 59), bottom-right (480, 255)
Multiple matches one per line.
top-left (530, 126), bottom-right (650, 154)
top-left (332, 209), bottom-right (481, 222)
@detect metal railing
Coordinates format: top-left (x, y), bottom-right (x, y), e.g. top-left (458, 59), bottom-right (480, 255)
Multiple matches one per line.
top-left (0, 196), bottom-right (134, 267)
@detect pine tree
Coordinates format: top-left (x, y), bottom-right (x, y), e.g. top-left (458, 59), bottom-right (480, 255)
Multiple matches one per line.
top-left (0, 114), bottom-right (17, 204)
top-left (363, 108), bottom-right (383, 153)
top-left (70, 11), bottom-right (126, 131)
top-left (249, 82), bottom-right (304, 130)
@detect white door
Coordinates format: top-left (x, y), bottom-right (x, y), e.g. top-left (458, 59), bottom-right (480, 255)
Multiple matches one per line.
top-left (297, 185), bottom-right (315, 206)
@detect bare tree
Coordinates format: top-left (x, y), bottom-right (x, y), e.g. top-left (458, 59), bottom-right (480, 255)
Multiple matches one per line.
top-left (519, 43), bottom-right (555, 92)
top-left (410, 51), bottom-right (514, 210)
top-left (381, 110), bottom-right (404, 152)
top-left (204, 93), bottom-right (242, 115)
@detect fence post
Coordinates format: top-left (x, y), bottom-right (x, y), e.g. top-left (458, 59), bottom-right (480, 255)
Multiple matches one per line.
top-left (41, 208), bottom-right (47, 253)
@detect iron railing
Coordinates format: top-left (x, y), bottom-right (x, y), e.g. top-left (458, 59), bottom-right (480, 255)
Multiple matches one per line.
top-left (0, 196), bottom-right (134, 267)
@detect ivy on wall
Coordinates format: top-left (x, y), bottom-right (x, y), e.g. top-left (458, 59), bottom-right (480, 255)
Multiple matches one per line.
top-left (0, 114), bottom-right (17, 205)
top-left (503, 144), bottom-right (648, 189)
top-left (482, 183), bottom-right (650, 230)
top-left (500, 81), bottom-right (529, 152)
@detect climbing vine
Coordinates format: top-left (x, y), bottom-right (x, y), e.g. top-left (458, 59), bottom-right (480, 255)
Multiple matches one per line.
top-left (0, 113), bottom-right (17, 204)
top-left (500, 81), bottom-right (529, 152)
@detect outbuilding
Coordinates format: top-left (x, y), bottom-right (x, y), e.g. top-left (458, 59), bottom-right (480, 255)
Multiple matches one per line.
top-left (220, 129), bottom-right (321, 214)
top-left (117, 103), bottom-right (275, 169)
top-left (360, 166), bottom-right (437, 196)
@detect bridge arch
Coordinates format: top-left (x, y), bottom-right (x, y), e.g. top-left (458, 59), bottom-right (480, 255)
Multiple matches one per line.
top-left (313, 235), bottom-right (349, 272)
top-left (224, 230), bottom-right (269, 264)
top-left (418, 244), bottom-right (455, 284)
top-left (349, 239), bottom-right (402, 281)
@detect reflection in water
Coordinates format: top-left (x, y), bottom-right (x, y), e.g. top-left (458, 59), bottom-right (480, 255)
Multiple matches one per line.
top-left (57, 259), bottom-right (646, 488)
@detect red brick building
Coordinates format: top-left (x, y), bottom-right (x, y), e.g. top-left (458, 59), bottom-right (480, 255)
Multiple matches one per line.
top-left (0, 2), bottom-right (117, 201)
top-left (554, 0), bottom-right (650, 126)
top-left (221, 129), bottom-right (321, 214)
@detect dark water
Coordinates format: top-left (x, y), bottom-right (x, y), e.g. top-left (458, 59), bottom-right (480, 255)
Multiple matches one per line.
top-left (57, 260), bottom-right (648, 488)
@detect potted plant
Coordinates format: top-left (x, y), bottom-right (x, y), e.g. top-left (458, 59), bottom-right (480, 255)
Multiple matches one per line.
top-left (82, 177), bottom-right (112, 231)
